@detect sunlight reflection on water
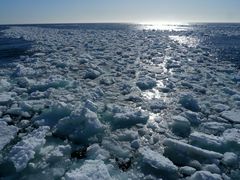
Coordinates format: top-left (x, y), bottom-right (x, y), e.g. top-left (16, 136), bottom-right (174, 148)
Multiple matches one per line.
top-left (141, 80), bottom-right (169, 103)
top-left (139, 23), bottom-right (190, 31)
top-left (169, 35), bottom-right (199, 47)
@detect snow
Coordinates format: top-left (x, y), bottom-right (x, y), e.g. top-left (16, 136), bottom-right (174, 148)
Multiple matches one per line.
top-left (8, 126), bottom-right (50, 172)
top-left (0, 121), bottom-right (18, 151)
top-left (65, 160), bottom-right (112, 180)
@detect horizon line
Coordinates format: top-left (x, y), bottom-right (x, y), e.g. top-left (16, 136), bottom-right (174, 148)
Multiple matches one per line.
top-left (1, 21), bottom-right (240, 26)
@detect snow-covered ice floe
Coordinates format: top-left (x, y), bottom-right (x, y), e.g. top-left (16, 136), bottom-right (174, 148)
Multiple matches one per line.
top-left (0, 24), bottom-right (240, 179)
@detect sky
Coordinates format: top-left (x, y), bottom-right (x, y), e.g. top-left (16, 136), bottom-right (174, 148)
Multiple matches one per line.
top-left (0, 0), bottom-right (240, 24)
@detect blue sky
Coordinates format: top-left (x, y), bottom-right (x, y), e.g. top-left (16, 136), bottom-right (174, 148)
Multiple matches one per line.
top-left (0, 0), bottom-right (240, 24)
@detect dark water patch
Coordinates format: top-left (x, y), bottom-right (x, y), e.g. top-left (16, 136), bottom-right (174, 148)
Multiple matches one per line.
top-left (8, 23), bottom-right (138, 31)
top-left (0, 29), bottom-right (32, 63)
top-left (71, 146), bottom-right (88, 159)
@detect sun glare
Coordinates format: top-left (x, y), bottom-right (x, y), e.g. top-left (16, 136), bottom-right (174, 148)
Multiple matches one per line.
top-left (138, 21), bottom-right (190, 31)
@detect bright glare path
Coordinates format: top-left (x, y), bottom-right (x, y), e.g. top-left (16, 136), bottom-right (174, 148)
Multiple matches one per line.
top-left (169, 35), bottom-right (200, 47)
top-left (139, 22), bottom-right (191, 31)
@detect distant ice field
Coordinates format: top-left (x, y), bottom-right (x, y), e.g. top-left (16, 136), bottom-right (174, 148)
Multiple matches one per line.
top-left (0, 23), bottom-right (240, 179)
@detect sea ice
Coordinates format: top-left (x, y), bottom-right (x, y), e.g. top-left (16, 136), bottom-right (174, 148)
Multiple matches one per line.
top-left (0, 79), bottom-right (11, 93)
top-left (171, 115), bottom-right (191, 137)
top-left (179, 93), bottom-right (201, 112)
top-left (189, 132), bottom-right (224, 152)
top-left (163, 138), bottom-right (223, 165)
top-left (221, 110), bottom-right (240, 123)
top-left (54, 107), bottom-right (105, 143)
top-left (112, 109), bottom-right (149, 129)
top-left (139, 147), bottom-right (178, 177)
top-left (65, 160), bottom-right (112, 180)
top-left (136, 76), bottom-right (157, 90)
top-left (34, 101), bottom-right (72, 127)
top-left (0, 121), bottom-right (18, 151)
top-left (179, 166), bottom-right (196, 176)
top-left (8, 126), bottom-right (50, 172)
top-left (222, 128), bottom-right (240, 150)
top-left (189, 171), bottom-right (222, 180)
top-left (0, 93), bottom-right (14, 106)
top-left (181, 111), bottom-right (201, 126)
top-left (222, 152), bottom-right (238, 168)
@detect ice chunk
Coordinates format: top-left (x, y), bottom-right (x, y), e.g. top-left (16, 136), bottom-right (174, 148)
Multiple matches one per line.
top-left (9, 126), bottom-right (50, 172)
top-left (102, 138), bottom-right (131, 158)
top-left (84, 100), bottom-right (98, 112)
top-left (199, 122), bottom-right (231, 135)
top-left (0, 121), bottom-right (18, 151)
top-left (139, 147), bottom-right (178, 178)
top-left (0, 79), bottom-right (11, 93)
top-left (84, 68), bottom-right (101, 79)
top-left (189, 132), bottom-right (224, 152)
top-left (45, 145), bottom-right (71, 163)
top-left (223, 128), bottom-right (240, 150)
top-left (12, 64), bottom-right (34, 77)
top-left (6, 105), bottom-right (31, 118)
top-left (223, 128), bottom-right (240, 144)
top-left (65, 160), bottom-right (112, 180)
top-left (54, 108), bottom-right (105, 143)
top-left (222, 87), bottom-right (239, 95)
top-left (171, 115), bottom-right (191, 137)
top-left (100, 76), bottom-right (115, 85)
top-left (189, 171), bottom-right (222, 180)
top-left (182, 111), bottom-right (201, 126)
top-left (0, 93), bottom-right (14, 106)
top-left (34, 101), bottom-right (72, 127)
top-left (179, 93), bottom-right (200, 112)
top-left (29, 75), bottom-right (70, 92)
top-left (179, 166), bottom-right (196, 176)
top-left (116, 129), bottom-right (138, 141)
top-left (221, 110), bottom-right (240, 123)
top-left (149, 99), bottom-right (167, 112)
top-left (87, 144), bottom-right (110, 160)
top-left (136, 76), bottom-right (156, 90)
top-left (131, 140), bottom-right (140, 149)
top-left (202, 164), bottom-right (221, 174)
top-left (222, 152), bottom-right (238, 168)
top-left (112, 110), bottom-right (149, 129)
top-left (163, 138), bottom-right (223, 165)
top-left (212, 104), bottom-right (230, 113)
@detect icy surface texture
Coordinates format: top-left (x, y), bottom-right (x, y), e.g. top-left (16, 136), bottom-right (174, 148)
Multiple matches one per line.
top-left (8, 126), bottom-right (50, 172)
top-left (0, 121), bottom-right (18, 151)
top-left (65, 160), bottom-right (112, 180)
top-left (0, 24), bottom-right (240, 179)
